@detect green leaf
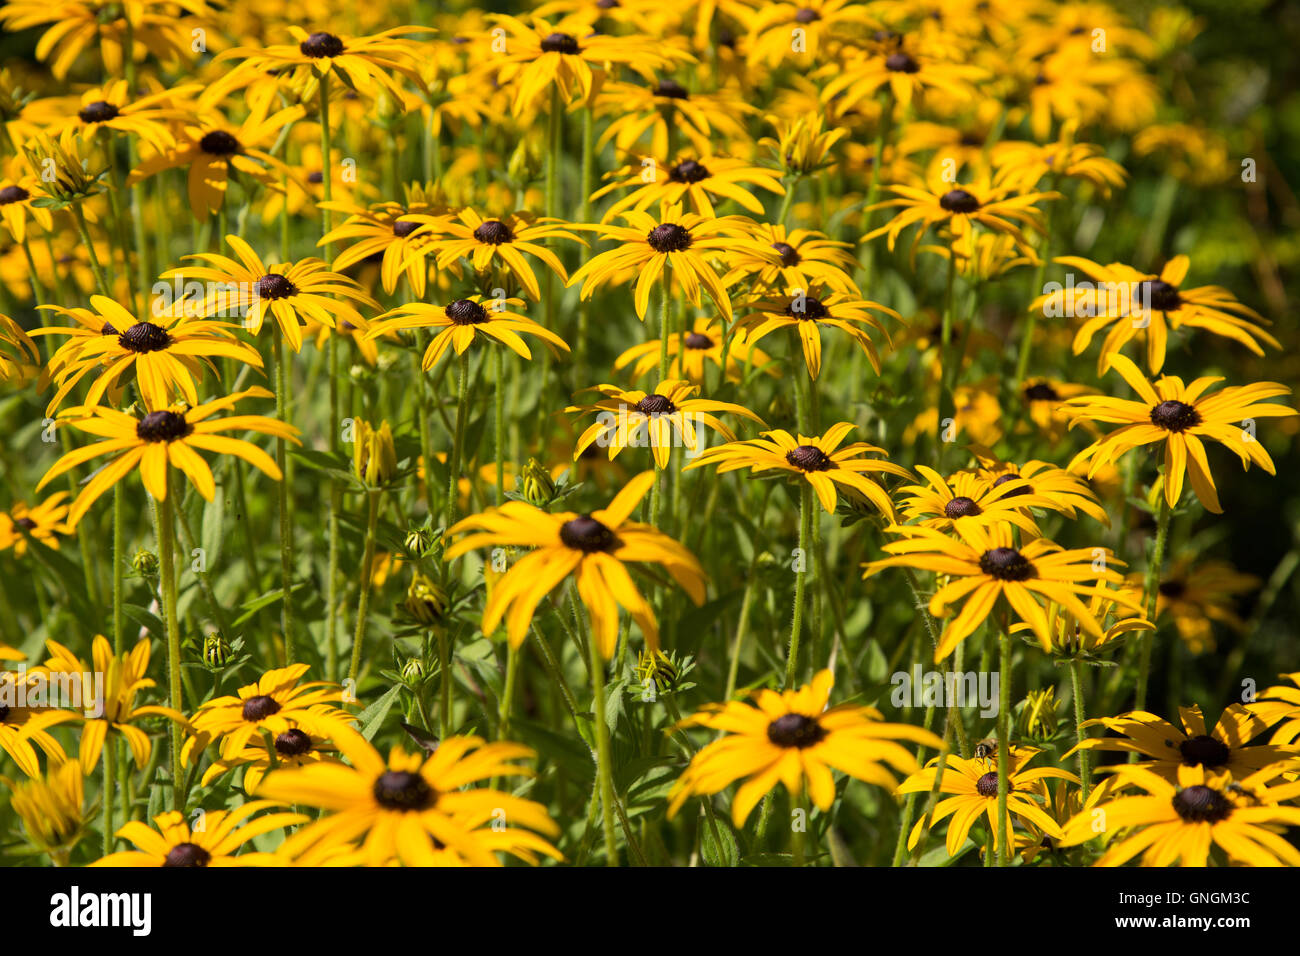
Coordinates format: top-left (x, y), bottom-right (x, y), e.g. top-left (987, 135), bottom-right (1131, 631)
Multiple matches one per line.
top-left (122, 603), bottom-right (165, 640)
top-left (699, 810), bottom-right (740, 867)
top-left (356, 683), bottom-right (404, 741)
top-left (200, 484), bottom-right (225, 575)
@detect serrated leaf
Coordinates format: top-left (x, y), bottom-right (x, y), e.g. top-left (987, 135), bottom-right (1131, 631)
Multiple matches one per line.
top-left (356, 683), bottom-right (404, 741)
top-left (700, 810), bottom-right (740, 867)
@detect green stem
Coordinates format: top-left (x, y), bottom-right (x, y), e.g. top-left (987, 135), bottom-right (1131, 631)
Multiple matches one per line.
top-left (152, 492), bottom-right (183, 811)
top-left (498, 643), bottom-right (518, 738)
top-left (101, 732), bottom-right (115, 856)
top-left (348, 490), bottom-right (381, 690)
top-left (589, 629), bottom-right (619, 866)
top-left (274, 325), bottom-right (296, 661)
top-left (1135, 493), bottom-right (1173, 713)
top-left (437, 629), bottom-right (452, 739)
top-left (494, 345), bottom-right (506, 504)
top-left (1070, 659), bottom-right (1091, 803)
top-left (996, 629), bottom-right (1012, 867)
top-left (447, 350), bottom-right (470, 527)
top-left (785, 482), bottom-right (813, 689)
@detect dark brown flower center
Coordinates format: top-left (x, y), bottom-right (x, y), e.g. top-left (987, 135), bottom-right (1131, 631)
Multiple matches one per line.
top-left (307, 170), bottom-right (323, 184)
top-left (0, 185), bottom-right (31, 204)
top-left (1149, 400), bottom-right (1201, 433)
top-left (635, 394), bottom-right (676, 415)
top-left (79, 100), bottom-right (120, 123)
top-left (975, 771), bottom-right (1000, 797)
top-left (1172, 784), bottom-right (1232, 823)
top-left (392, 219), bottom-right (420, 238)
top-left (119, 321), bottom-right (171, 353)
top-left (767, 713), bottom-right (826, 748)
top-left (1140, 279), bottom-right (1181, 312)
top-left (684, 331), bottom-right (712, 349)
top-left (885, 51), bottom-right (920, 73)
top-left (274, 728), bottom-right (313, 757)
top-left (1022, 382), bottom-right (1059, 402)
top-left (136, 410), bottom-right (191, 443)
top-left (299, 32), bottom-right (345, 58)
top-left (771, 241), bottom-right (801, 266)
top-left (163, 842), bottom-right (211, 867)
top-left (198, 130), bottom-right (240, 156)
top-left (647, 223), bottom-right (692, 253)
top-left (794, 7), bottom-right (821, 23)
top-left (939, 189), bottom-right (981, 213)
top-left (1158, 579), bottom-right (1186, 598)
top-left (1179, 734), bottom-right (1230, 768)
top-left (596, 0), bottom-right (620, 8)
top-left (979, 547), bottom-right (1034, 581)
top-left (540, 32), bottom-right (581, 55)
top-left (473, 219), bottom-right (514, 244)
top-left (786, 444), bottom-right (832, 471)
top-left (784, 295), bottom-right (828, 320)
top-left (446, 299), bottom-right (488, 325)
top-left (559, 515), bottom-right (619, 553)
top-left (241, 694), bottom-right (281, 722)
top-left (655, 78), bottom-right (689, 100)
top-left (992, 473), bottom-right (1031, 498)
top-left (15, 517), bottom-right (37, 530)
top-left (944, 496), bottom-right (982, 518)
top-left (372, 770), bottom-right (436, 810)
top-left (669, 159), bottom-right (710, 184)
top-left (256, 273), bottom-right (298, 300)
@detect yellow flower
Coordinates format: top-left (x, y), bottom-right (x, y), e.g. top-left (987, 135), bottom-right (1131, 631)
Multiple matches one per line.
top-left (353, 419), bottom-right (397, 486)
top-left (2, 760), bottom-right (85, 859)
top-left (91, 802), bottom-right (306, 867)
top-left (669, 669), bottom-right (942, 826)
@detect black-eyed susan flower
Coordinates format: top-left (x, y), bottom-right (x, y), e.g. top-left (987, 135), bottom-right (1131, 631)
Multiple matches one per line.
top-left (201, 722), bottom-right (344, 795)
top-left (1059, 763), bottom-right (1300, 867)
top-left (1065, 355), bottom-right (1297, 513)
top-left (1069, 704), bottom-right (1295, 782)
top-left (259, 722), bottom-right (562, 867)
top-left (445, 471), bottom-right (705, 656)
top-left (723, 223), bottom-right (860, 296)
top-left (992, 125), bottom-right (1128, 197)
top-left (36, 387), bottom-right (300, 527)
top-left (668, 669), bottom-right (942, 826)
top-left (1036, 255), bottom-right (1281, 374)
top-left (182, 663), bottom-right (349, 761)
top-left (740, 0), bottom-right (871, 68)
top-left (731, 287), bottom-right (899, 379)
top-left (91, 802), bottom-right (306, 867)
top-left (0, 668), bottom-right (74, 776)
top-left (688, 423), bottom-right (910, 516)
top-left (0, 312), bottom-right (39, 382)
top-left (126, 97), bottom-right (304, 221)
top-left (168, 235), bottom-right (378, 352)
top-left (485, 13), bottom-right (687, 114)
top-left (320, 186), bottom-right (451, 295)
top-left (0, 158), bottom-right (54, 242)
top-left (34, 294), bottom-right (263, 413)
top-left (1017, 377), bottom-right (1099, 443)
top-left (757, 112), bottom-right (847, 178)
top-left (367, 294), bottom-right (569, 369)
top-left (1009, 581), bottom-right (1153, 659)
top-left (1135, 557), bottom-right (1261, 654)
top-left (613, 316), bottom-right (775, 385)
top-left (898, 748), bottom-right (1079, 860)
top-left (415, 207), bottom-right (580, 302)
top-left (821, 35), bottom-right (986, 113)
top-left (37, 636), bottom-right (188, 773)
top-left (864, 521), bottom-right (1138, 661)
top-left (1251, 674), bottom-right (1300, 747)
top-left (216, 27), bottom-right (426, 101)
top-left (595, 76), bottom-right (756, 161)
top-left (593, 153), bottom-right (783, 220)
top-left (0, 492), bottom-right (69, 557)
top-left (896, 465), bottom-right (1064, 536)
top-left (866, 172), bottom-right (1056, 262)
top-left (41, 79), bottom-right (198, 153)
top-left (968, 455), bottom-right (1110, 526)
top-left (569, 202), bottom-right (774, 319)
top-left (567, 380), bottom-right (764, 468)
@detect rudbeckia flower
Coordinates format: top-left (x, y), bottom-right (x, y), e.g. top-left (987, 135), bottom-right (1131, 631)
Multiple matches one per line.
top-left (34, 294), bottom-right (264, 414)
top-left (484, 13), bottom-right (688, 114)
top-left (319, 186), bottom-right (452, 298)
top-left (126, 96), bottom-right (304, 221)
top-left (259, 723), bottom-right (563, 867)
top-left (36, 386), bottom-right (301, 527)
top-left (723, 223), bottom-right (860, 296)
top-left (1, 760), bottom-right (84, 861)
top-left (182, 663), bottom-right (349, 761)
top-left (200, 721), bottom-right (344, 795)
top-left (668, 669), bottom-right (942, 826)
top-left (898, 748), bottom-right (1079, 861)
top-left (896, 465), bottom-right (1065, 536)
top-left (0, 159), bottom-right (55, 242)
top-left (445, 471), bottom-right (705, 655)
top-left (1016, 377), bottom-right (1099, 443)
top-left (0, 669), bottom-right (74, 777)
top-left (864, 521), bottom-right (1138, 661)
top-left (1035, 255), bottom-right (1281, 374)
top-left (41, 79), bottom-right (199, 152)
top-left (91, 802), bottom-right (306, 867)
top-left (1250, 674), bottom-right (1300, 746)
top-left (1009, 581), bottom-right (1153, 659)
top-left (36, 635), bottom-right (189, 773)
top-left (0, 492), bottom-right (70, 557)
top-left (820, 35), bottom-right (986, 113)
top-left (567, 380), bottom-right (764, 468)
top-left (613, 317), bottom-right (776, 385)
top-left (687, 422), bottom-right (910, 516)
top-left (569, 202), bottom-right (774, 319)
top-left (367, 294), bottom-right (570, 369)
top-left (413, 207), bottom-right (580, 302)
top-left (0, 312), bottom-right (39, 381)
top-left (167, 235), bottom-right (379, 352)
top-left (592, 154), bottom-right (783, 220)
top-left (1059, 764), bottom-right (1300, 867)
top-left (1134, 557), bottom-right (1261, 654)
top-left (731, 287), bottom-right (899, 379)
top-left (1068, 704), bottom-right (1295, 782)
top-left (1065, 355), bottom-right (1297, 513)
top-left (967, 455), bottom-right (1110, 525)
top-left (595, 76), bottom-right (756, 161)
